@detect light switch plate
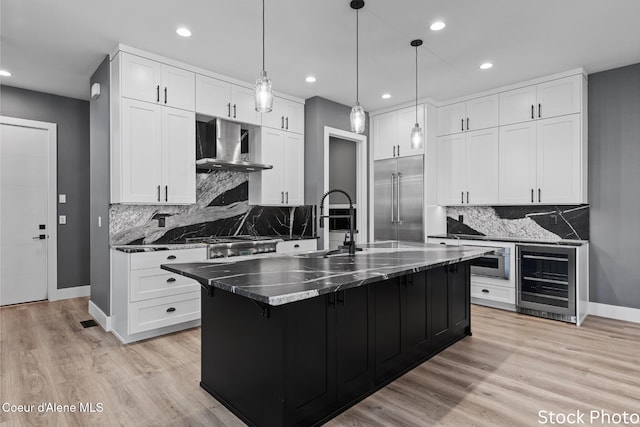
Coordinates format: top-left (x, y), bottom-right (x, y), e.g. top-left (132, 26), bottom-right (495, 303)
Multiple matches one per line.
top-left (59, 215), bottom-right (67, 225)
top-left (59, 194), bottom-right (66, 203)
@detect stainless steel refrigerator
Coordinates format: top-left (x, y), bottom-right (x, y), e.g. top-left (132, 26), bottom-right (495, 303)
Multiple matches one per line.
top-left (374, 155), bottom-right (423, 241)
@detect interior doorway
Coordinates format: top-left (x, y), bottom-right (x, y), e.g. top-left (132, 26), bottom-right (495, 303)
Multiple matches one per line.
top-left (323, 127), bottom-right (367, 250)
top-left (0, 116), bottom-right (57, 306)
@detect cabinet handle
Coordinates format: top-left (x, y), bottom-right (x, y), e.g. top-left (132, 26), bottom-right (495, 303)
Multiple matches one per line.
top-left (157, 185), bottom-right (161, 202)
top-left (286, 191), bottom-right (289, 204)
top-left (482, 289), bottom-right (490, 293)
top-left (156, 85), bottom-right (160, 103)
top-left (393, 145), bottom-right (396, 157)
top-left (531, 104), bottom-right (534, 119)
top-left (165, 185), bottom-right (168, 202)
top-left (461, 118), bottom-right (464, 132)
top-left (285, 117), bottom-right (289, 130)
top-left (397, 145), bottom-right (400, 156)
top-left (164, 87), bottom-right (167, 104)
top-left (466, 191), bottom-right (469, 204)
top-left (167, 255), bottom-right (177, 260)
top-left (538, 103), bottom-right (541, 118)
top-left (227, 103), bottom-right (231, 117)
top-left (531, 189), bottom-right (534, 203)
top-left (538, 188), bottom-right (541, 203)
top-left (281, 191), bottom-right (284, 204)
top-left (466, 117), bottom-right (469, 131)
top-left (461, 191), bottom-right (464, 204)
top-left (281, 116), bottom-right (285, 129)
top-left (166, 307), bottom-right (176, 313)
top-left (167, 277), bottom-right (177, 283)
top-left (294, 244), bottom-right (300, 248)
top-left (233, 104), bottom-right (237, 118)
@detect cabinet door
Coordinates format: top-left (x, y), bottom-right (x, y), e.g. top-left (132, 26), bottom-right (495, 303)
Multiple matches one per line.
top-left (258, 129), bottom-right (285, 205)
top-left (499, 122), bottom-right (537, 204)
top-left (286, 100), bottom-right (305, 135)
top-left (465, 128), bottom-right (499, 205)
top-left (162, 107), bottom-right (196, 204)
top-left (195, 75), bottom-right (232, 119)
top-left (373, 278), bottom-right (403, 380)
top-left (448, 262), bottom-right (470, 330)
top-left (373, 111), bottom-right (397, 160)
top-left (436, 134), bottom-right (466, 205)
top-left (403, 273), bottom-right (430, 359)
top-left (437, 101), bottom-right (465, 136)
top-left (120, 98), bottom-right (162, 203)
top-left (536, 75), bottom-right (581, 120)
top-left (396, 104), bottom-right (425, 157)
top-left (466, 95), bottom-right (499, 131)
top-left (261, 97), bottom-right (287, 130)
top-left (121, 53), bottom-right (162, 104)
top-left (283, 133), bottom-right (304, 205)
top-left (428, 266), bottom-right (450, 339)
top-left (231, 85), bottom-right (261, 125)
top-left (161, 65), bottom-right (195, 111)
top-left (536, 114), bottom-right (581, 204)
top-left (499, 85), bottom-right (537, 126)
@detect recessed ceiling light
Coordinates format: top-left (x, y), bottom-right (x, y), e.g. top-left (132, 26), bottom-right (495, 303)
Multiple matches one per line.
top-left (381, 93), bottom-right (391, 99)
top-left (0, 70), bottom-right (12, 77)
top-left (176, 27), bottom-right (192, 38)
top-left (430, 21), bottom-right (446, 31)
top-left (305, 76), bottom-right (317, 83)
top-left (480, 62), bottom-right (493, 70)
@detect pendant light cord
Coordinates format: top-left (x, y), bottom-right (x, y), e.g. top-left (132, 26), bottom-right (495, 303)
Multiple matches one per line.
top-left (262, 0), bottom-right (266, 71)
top-left (356, 8), bottom-right (359, 103)
top-left (415, 44), bottom-right (418, 123)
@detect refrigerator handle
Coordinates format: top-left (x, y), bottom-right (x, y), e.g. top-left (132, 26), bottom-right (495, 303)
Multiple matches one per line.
top-left (397, 172), bottom-right (402, 223)
top-left (390, 173), bottom-right (395, 223)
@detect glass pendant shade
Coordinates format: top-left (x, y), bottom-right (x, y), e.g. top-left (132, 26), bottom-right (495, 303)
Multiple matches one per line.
top-left (350, 102), bottom-right (366, 134)
top-left (254, 70), bottom-right (273, 113)
top-left (410, 122), bottom-right (424, 149)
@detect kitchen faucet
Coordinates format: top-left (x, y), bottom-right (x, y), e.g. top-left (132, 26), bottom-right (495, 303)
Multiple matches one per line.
top-left (319, 189), bottom-right (358, 255)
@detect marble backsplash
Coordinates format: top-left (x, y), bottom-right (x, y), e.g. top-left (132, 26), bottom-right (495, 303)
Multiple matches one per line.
top-left (110, 171), bottom-right (313, 245)
top-left (446, 205), bottom-right (589, 240)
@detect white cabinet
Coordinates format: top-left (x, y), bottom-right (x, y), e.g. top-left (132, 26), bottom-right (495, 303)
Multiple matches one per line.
top-left (437, 95), bottom-right (499, 136)
top-left (121, 52), bottom-right (194, 111)
top-left (111, 247), bottom-right (206, 343)
top-left (276, 239), bottom-right (318, 254)
top-left (195, 75), bottom-right (261, 126)
top-left (261, 96), bottom-right (305, 134)
top-left (499, 114), bottom-right (582, 204)
top-left (499, 75), bottom-right (582, 126)
top-left (437, 128), bottom-right (499, 205)
top-left (372, 104), bottom-right (425, 160)
top-left (114, 98), bottom-right (195, 204)
top-left (248, 128), bottom-right (304, 206)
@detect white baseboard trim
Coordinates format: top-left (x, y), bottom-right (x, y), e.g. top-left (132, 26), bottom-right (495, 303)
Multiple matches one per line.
top-left (88, 300), bottom-right (112, 332)
top-left (52, 285), bottom-right (90, 301)
top-left (588, 302), bottom-right (640, 324)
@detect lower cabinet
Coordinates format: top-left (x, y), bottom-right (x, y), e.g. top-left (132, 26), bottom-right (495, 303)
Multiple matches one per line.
top-left (275, 239), bottom-right (318, 254)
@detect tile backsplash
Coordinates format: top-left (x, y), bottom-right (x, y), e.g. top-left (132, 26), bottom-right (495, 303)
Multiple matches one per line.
top-left (446, 205), bottom-right (589, 240)
top-left (110, 171), bottom-right (313, 245)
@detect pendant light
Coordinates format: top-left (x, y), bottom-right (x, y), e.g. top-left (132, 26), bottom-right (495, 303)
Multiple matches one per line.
top-left (349, 0), bottom-right (366, 134)
top-left (255, 0), bottom-right (273, 112)
top-left (410, 39), bottom-right (424, 149)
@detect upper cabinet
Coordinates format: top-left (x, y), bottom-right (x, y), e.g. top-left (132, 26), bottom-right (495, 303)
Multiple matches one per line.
top-left (195, 75), bottom-right (260, 126)
top-left (499, 75), bottom-right (582, 126)
top-left (437, 95), bottom-right (499, 136)
top-left (372, 104), bottom-right (425, 160)
top-left (121, 53), bottom-right (195, 111)
top-left (261, 96), bottom-right (305, 134)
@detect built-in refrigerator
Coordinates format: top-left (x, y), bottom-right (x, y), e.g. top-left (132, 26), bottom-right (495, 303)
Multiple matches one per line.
top-left (374, 155), bottom-right (423, 241)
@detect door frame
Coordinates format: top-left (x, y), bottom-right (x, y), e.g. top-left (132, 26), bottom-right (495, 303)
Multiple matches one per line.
top-left (322, 126), bottom-right (368, 250)
top-left (0, 116), bottom-right (58, 301)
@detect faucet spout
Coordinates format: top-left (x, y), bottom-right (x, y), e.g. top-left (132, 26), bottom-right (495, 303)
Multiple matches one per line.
top-left (318, 189), bottom-right (357, 255)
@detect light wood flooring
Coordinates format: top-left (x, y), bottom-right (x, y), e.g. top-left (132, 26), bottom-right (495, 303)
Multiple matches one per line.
top-left (1, 297), bottom-right (639, 427)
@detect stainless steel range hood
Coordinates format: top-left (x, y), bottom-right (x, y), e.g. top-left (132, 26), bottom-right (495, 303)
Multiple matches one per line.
top-left (196, 119), bottom-right (273, 172)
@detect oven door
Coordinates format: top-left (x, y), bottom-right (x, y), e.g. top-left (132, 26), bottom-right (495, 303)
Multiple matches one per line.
top-left (469, 248), bottom-right (509, 279)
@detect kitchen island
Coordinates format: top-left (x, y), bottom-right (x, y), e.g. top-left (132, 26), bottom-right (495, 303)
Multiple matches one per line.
top-left (162, 241), bottom-right (491, 427)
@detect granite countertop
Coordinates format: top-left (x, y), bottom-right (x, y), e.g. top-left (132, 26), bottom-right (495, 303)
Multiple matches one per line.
top-left (428, 234), bottom-right (589, 246)
top-left (111, 235), bottom-right (318, 253)
top-left (161, 241), bottom-right (493, 306)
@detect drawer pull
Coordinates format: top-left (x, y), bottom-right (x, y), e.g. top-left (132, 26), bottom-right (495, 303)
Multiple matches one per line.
top-left (482, 289), bottom-right (490, 293)
top-left (294, 244), bottom-right (300, 248)
top-left (166, 277), bottom-right (177, 283)
top-left (166, 307), bottom-right (176, 313)
top-left (167, 255), bottom-right (177, 260)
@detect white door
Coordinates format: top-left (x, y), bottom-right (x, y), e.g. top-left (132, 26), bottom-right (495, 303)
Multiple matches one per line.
top-left (466, 128), bottom-right (499, 205)
top-left (231, 85), bottom-right (261, 126)
top-left (195, 75), bottom-right (232, 119)
top-left (162, 107), bottom-right (196, 204)
top-left (373, 111), bottom-right (397, 160)
top-left (499, 121), bottom-right (537, 204)
top-left (466, 94), bottom-right (499, 131)
top-left (258, 128), bottom-right (285, 205)
top-left (536, 75), bottom-right (582, 120)
top-left (1, 118), bottom-right (56, 305)
top-left (396, 104), bottom-right (425, 158)
top-left (436, 134), bottom-right (466, 205)
top-left (161, 65), bottom-right (195, 111)
top-left (499, 85), bottom-right (537, 126)
top-left (121, 53), bottom-right (162, 104)
top-left (437, 101), bottom-right (465, 136)
top-left (283, 133), bottom-right (304, 205)
top-left (285, 101), bottom-right (305, 135)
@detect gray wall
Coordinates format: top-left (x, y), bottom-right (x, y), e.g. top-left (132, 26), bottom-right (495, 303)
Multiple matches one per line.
top-left (89, 57), bottom-right (111, 314)
top-left (588, 63), bottom-right (640, 309)
top-left (1, 85), bottom-right (90, 289)
top-left (328, 136), bottom-right (357, 205)
top-left (304, 97), bottom-right (369, 248)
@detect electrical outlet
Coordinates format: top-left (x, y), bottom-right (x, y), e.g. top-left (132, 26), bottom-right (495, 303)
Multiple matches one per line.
top-left (59, 215), bottom-right (67, 225)
top-left (458, 215), bottom-right (464, 223)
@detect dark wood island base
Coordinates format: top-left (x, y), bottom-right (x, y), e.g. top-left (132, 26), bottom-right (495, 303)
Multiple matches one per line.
top-left (199, 261), bottom-right (471, 427)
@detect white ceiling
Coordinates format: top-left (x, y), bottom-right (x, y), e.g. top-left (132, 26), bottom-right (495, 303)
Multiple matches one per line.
top-left (2, 0), bottom-right (640, 111)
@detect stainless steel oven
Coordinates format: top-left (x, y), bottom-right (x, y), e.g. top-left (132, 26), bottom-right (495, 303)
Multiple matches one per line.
top-left (469, 247), bottom-right (510, 279)
top-left (516, 245), bottom-right (576, 323)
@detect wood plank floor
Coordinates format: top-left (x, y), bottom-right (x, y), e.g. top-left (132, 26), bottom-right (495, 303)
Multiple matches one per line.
top-left (1, 298), bottom-right (639, 427)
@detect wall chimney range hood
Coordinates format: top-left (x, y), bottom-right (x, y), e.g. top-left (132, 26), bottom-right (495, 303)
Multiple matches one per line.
top-left (196, 118), bottom-right (273, 172)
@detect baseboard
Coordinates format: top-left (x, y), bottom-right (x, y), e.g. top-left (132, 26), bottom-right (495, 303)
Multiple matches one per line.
top-left (588, 302), bottom-right (640, 324)
top-left (88, 300), bottom-right (112, 332)
top-left (52, 285), bottom-right (90, 301)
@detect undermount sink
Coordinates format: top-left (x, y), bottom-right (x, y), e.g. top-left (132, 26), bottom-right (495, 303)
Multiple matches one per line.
top-left (293, 247), bottom-right (362, 259)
